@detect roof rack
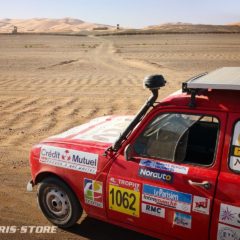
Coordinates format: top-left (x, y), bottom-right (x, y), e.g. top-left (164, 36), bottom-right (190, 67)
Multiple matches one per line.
top-left (183, 67), bottom-right (240, 91)
top-left (182, 67), bottom-right (240, 107)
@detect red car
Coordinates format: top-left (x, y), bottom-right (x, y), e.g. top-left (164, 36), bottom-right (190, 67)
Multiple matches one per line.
top-left (28, 67), bottom-right (240, 240)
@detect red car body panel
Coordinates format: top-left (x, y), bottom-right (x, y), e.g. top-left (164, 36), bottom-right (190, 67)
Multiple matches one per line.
top-left (29, 89), bottom-right (240, 240)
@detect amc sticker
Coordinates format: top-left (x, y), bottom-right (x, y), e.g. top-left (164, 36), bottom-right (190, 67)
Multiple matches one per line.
top-left (109, 179), bottom-right (140, 217)
top-left (218, 223), bottom-right (240, 240)
top-left (39, 145), bottom-right (98, 174)
top-left (219, 203), bottom-right (240, 228)
top-left (192, 196), bottom-right (210, 215)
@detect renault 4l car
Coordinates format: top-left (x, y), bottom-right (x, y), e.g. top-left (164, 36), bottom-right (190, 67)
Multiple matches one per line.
top-left (28, 67), bottom-right (240, 240)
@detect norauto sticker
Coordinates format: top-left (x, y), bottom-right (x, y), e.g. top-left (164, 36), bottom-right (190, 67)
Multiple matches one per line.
top-left (39, 145), bottom-right (98, 174)
top-left (142, 203), bottom-right (165, 218)
top-left (219, 203), bottom-right (240, 228)
top-left (173, 212), bottom-right (192, 229)
top-left (138, 167), bottom-right (173, 183)
top-left (192, 196), bottom-right (210, 215)
top-left (218, 223), bottom-right (240, 240)
top-left (140, 159), bottom-right (189, 175)
top-left (84, 178), bottom-right (103, 208)
top-left (142, 184), bottom-right (192, 213)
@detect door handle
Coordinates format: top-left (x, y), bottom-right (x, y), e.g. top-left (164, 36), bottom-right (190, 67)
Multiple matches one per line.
top-left (188, 180), bottom-right (211, 190)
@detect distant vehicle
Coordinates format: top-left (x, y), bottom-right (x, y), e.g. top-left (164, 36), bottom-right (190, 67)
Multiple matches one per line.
top-left (28, 67), bottom-right (240, 240)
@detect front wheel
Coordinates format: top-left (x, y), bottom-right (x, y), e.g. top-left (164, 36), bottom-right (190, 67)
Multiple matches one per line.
top-left (37, 177), bottom-right (82, 228)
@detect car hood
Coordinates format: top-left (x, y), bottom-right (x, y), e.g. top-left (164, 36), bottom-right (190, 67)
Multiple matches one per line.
top-left (42, 115), bottom-right (134, 148)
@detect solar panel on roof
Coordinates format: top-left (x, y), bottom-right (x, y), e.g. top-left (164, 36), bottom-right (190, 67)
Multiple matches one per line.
top-left (185, 67), bottom-right (240, 90)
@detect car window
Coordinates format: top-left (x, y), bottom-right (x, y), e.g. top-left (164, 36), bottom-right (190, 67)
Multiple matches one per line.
top-left (133, 113), bottom-right (219, 166)
top-left (229, 120), bottom-right (240, 173)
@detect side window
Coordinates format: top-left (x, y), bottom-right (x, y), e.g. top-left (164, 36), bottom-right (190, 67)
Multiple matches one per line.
top-left (133, 113), bottom-right (219, 166)
top-left (229, 121), bottom-right (240, 172)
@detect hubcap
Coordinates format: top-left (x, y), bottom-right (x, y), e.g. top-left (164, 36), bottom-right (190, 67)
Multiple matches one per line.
top-left (45, 188), bottom-right (70, 218)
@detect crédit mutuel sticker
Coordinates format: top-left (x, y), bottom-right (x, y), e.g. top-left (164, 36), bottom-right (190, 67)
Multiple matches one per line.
top-left (39, 145), bottom-right (98, 174)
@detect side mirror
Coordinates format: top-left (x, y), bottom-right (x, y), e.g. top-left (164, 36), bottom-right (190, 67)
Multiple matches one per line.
top-left (124, 144), bottom-right (134, 161)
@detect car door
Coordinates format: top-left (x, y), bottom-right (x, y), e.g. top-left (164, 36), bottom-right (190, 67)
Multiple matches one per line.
top-left (211, 113), bottom-right (240, 240)
top-left (106, 108), bottom-right (227, 240)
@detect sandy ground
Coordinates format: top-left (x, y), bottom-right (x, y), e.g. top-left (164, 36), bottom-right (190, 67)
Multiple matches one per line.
top-left (0, 33), bottom-right (239, 240)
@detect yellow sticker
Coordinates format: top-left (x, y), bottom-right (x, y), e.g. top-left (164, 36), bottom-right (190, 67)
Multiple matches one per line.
top-left (109, 185), bottom-right (140, 217)
top-left (234, 146), bottom-right (240, 157)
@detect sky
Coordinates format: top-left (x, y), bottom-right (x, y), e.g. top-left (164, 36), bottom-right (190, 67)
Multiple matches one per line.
top-left (0, 0), bottom-right (239, 28)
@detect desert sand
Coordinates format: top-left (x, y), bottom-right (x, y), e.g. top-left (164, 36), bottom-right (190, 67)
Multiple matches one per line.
top-left (0, 33), bottom-right (240, 239)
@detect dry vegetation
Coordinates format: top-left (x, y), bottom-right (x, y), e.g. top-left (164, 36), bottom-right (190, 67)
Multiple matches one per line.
top-left (0, 33), bottom-right (239, 239)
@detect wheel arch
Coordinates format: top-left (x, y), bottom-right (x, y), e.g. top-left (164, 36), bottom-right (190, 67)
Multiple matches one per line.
top-left (34, 171), bottom-right (84, 210)
top-left (35, 171), bottom-right (62, 185)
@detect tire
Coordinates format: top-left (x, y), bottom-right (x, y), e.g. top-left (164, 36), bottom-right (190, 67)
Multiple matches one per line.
top-left (37, 177), bottom-right (82, 228)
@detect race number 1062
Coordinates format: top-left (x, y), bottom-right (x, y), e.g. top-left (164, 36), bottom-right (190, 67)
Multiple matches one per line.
top-left (109, 185), bottom-right (140, 217)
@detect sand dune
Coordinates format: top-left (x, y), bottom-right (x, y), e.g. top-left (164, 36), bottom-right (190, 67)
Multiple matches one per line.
top-left (0, 17), bottom-right (114, 33)
top-left (1, 19), bottom-right (240, 34)
top-left (228, 22), bottom-right (240, 26)
top-left (144, 22), bottom-right (240, 33)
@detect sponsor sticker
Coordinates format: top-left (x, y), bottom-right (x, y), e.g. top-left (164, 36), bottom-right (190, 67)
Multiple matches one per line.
top-left (142, 203), bottom-right (165, 218)
top-left (39, 145), bottom-right (98, 174)
top-left (109, 177), bottom-right (140, 191)
top-left (230, 122), bottom-right (240, 172)
top-left (173, 212), bottom-right (192, 229)
top-left (219, 203), bottom-right (240, 228)
top-left (142, 184), bottom-right (192, 213)
top-left (230, 156), bottom-right (240, 172)
top-left (138, 167), bottom-right (173, 183)
top-left (84, 178), bottom-right (103, 208)
top-left (218, 223), bottom-right (240, 240)
top-left (232, 146), bottom-right (240, 157)
top-left (192, 196), bottom-right (210, 215)
top-left (109, 178), bottom-right (140, 217)
top-left (140, 159), bottom-right (189, 175)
